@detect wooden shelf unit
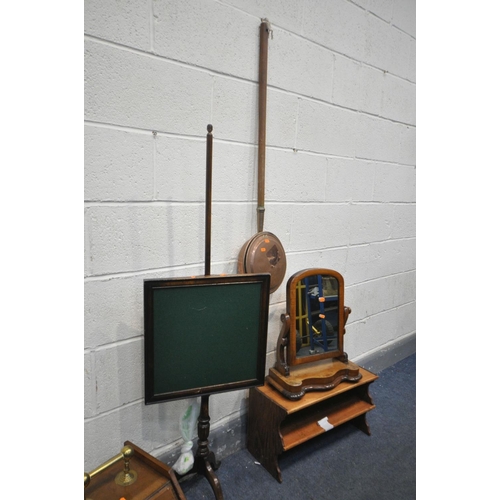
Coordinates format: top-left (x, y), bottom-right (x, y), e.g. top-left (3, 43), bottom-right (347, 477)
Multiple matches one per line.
top-left (247, 365), bottom-right (377, 483)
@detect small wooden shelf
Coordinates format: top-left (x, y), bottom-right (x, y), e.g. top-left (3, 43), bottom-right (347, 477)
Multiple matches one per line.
top-left (281, 394), bottom-right (375, 450)
top-left (247, 365), bottom-right (377, 483)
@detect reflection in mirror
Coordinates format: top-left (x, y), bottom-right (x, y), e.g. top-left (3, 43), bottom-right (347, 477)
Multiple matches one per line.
top-left (295, 275), bottom-right (339, 358)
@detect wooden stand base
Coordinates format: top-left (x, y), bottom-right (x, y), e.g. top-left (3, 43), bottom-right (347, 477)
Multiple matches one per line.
top-left (247, 365), bottom-right (377, 483)
top-left (266, 358), bottom-right (361, 400)
top-left (193, 395), bottom-right (224, 500)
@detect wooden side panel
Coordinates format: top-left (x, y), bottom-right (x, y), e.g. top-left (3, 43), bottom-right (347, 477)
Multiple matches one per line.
top-left (247, 387), bottom-right (287, 483)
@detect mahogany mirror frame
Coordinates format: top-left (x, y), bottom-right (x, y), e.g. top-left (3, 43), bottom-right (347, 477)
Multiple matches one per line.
top-left (275, 268), bottom-right (351, 375)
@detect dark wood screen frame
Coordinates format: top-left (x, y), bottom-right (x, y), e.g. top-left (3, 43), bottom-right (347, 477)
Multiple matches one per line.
top-left (144, 273), bottom-right (270, 404)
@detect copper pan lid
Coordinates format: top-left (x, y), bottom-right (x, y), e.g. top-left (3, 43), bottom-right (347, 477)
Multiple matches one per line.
top-left (238, 231), bottom-right (286, 293)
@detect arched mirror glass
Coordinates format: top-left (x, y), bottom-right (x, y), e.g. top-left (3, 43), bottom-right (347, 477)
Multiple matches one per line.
top-left (294, 273), bottom-right (339, 358)
top-left (285, 268), bottom-right (347, 367)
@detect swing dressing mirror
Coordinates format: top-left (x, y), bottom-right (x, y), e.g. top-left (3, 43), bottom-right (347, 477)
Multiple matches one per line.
top-left (267, 268), bottom-right (361, 399)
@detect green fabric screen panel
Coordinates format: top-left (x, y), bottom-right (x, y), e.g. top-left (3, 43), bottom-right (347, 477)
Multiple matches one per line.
top-left (144, 274), bottom-right (270, 403)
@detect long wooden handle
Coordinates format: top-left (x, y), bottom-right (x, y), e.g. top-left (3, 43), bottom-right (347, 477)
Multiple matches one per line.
top-left (257, 20), bottom-right (271, 233)
top-left (205, 124), bottom-right (213, 276)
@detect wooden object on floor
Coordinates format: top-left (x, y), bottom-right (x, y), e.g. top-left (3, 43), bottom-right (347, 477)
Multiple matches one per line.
top-left (247, 365), bottom-right (378, 483)
top-left (84, 441), bottom-right (187, 500)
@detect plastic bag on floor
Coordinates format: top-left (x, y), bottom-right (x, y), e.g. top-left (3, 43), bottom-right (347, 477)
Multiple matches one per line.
top-left (172, 399), bottom-right (200, 475)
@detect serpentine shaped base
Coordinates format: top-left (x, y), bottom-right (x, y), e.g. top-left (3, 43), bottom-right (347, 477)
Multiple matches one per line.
top-left (266, 358), bottom-right (361, 400)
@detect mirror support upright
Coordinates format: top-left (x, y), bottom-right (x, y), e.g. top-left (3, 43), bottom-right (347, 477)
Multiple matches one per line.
top-left (275, 313), bottom-right (291, 376)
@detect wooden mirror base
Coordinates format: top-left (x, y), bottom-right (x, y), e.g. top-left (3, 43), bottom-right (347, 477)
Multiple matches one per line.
top-left (266, 358), bottom-right (361, 400)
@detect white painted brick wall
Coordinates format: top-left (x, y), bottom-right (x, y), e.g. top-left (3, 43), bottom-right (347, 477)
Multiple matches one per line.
top-left (84, 126), bottom-right (154, 201)
top-left (84, 0), bottom-right (151, 51)
top-left (332, 54), bottom-right (385, 115)
top-left (302, 0), bottom-right (368, 62)
top-left (223, 0), bottom-right (304, 33)
top-left (266, 149), bottom-right (327, 202)
top-left (269, 28), bottom-right (334, 102)
top-left (266, 89), bottom-right (298, 148)
top-left (84, 0), bottom-right (416, 471)
top-left (212, 77), bottom-right (258, 143)
top-left (352, 0), bottom-right (394, 22)
top-left (94, 339), bottom-right (144, 414)
top-left (153, 0), bottom-right (259, 80)
top-left (297, 99), bottom-right (358, 156)
top-left (85, 40), bottom-right (213, 134)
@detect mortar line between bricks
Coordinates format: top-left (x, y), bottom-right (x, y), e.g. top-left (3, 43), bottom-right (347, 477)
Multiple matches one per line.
top-left (84, 120), bottom-right (205, 139)
top-left (345, 0), bottom-right (414, 37)
top-left (83, 237), bottom-right (415, 283)
top-left (346, 268), bottom-right (416, 289)
top-left (84, 398), bottom-right (142, 423)
top-left (218, 0), bottom-right (415, 44)
top-left (348, 301), bottom-right (416, 326)
top-left (85, 336), bottom-right (142, 355)
top-left (275, 92), bottom-right (416, 128)
top-left (391, 23), bottom-right (416, 41)
top-left (84, 262), bottom-right (206, 282)
top-left (84, 120), bottom-right (415, 165)
top-left (84, 97), bottom-right (415, 135)
top-left (264, 26), bottom-right (416, 86)
top-left (84, 34), bottom-right (259, 84)
top-left (354, 154), bottom-right (415, 167)
top-left (83, 200), bottom-right (415, 209)
top-left (84, 35), bottom-right (416, 117)
top-left (214, 2), bottom-right (417, 72)
top-left (152, 439), bottom-right (192, 466)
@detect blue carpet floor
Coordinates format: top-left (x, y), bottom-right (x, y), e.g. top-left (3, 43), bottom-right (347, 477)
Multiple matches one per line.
top-left (181, 353), bottom-right (416, 499)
